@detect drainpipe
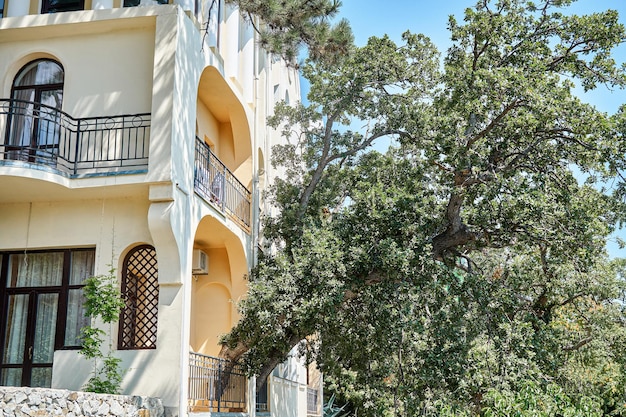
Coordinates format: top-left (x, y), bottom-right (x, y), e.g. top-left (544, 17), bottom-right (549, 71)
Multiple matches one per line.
top-left (249, 12), bottom-right (260, 417)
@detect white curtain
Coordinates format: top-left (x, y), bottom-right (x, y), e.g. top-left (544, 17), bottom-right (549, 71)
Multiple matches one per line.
top-left (9, 252), bottom-right (63, 287)
top-left (65, 250), bottom-right (95, 345)
top-left (2, 294), bottom-right (28, 366)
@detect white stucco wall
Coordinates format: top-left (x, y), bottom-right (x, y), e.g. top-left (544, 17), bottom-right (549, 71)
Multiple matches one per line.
top-left (0, 3), bottom-right (306, 417)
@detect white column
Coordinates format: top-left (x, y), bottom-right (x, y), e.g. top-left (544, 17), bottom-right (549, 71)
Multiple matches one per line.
top-left (248, 376), bottom-right (257, 417)
top-left (240, 17), bottom-right (254, 104)
top-left (222, 3), bottom-right (239, 81)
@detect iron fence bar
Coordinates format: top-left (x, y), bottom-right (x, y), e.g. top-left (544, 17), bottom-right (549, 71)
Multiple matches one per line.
top-left (217, 359), bottom-right (222, 412)
top-left (74, 118), bottom-right (81, 175)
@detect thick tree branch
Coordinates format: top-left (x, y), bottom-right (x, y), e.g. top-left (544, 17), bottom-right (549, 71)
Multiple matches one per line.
top-left (466, 100), bottom-right (522, 149)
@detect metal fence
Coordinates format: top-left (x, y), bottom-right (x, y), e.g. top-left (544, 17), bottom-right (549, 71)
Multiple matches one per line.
top-left (307, 387), bottom-right (320, 415)
top-left (188, 352), bottom-right (248, 413)
top-left (256, 377), bottom-right (269, 412)
top-left (194, 138), bottom-right (252, 228)
top-left (0, 98), bottom-right (150, 176)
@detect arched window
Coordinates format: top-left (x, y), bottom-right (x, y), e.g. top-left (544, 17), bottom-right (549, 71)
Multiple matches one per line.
top-left (118, 245), bottom-right (159, 350)
top-left (7, 59), bottom-right (64, 165)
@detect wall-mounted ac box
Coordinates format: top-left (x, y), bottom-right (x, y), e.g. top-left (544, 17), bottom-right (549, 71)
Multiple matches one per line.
top-left (192, 250), bottom-right (209, 275)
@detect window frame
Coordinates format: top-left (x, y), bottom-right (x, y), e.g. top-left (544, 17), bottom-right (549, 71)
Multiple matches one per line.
top-left (7, 59), bottom-right (65, 166)
top-left (0, 248), bottom-right (94, 352)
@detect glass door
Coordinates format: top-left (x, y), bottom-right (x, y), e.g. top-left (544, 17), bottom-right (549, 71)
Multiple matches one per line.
top-left (0, 253), bottom-right (63, 387)
top-left (1, 291), bottom-right (59, 387)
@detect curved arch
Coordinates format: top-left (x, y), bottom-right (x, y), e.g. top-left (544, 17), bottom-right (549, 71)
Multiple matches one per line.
top-left (190, 214), bottom-right (249, 354)
top-left (4, 53), bottom-right (64, 95)
top-left (190, 282), bottom-right (232, 356)
top-left (196, 66), bottom-right (252, 179)
top-left (193, 215), bottom-right (249, 294)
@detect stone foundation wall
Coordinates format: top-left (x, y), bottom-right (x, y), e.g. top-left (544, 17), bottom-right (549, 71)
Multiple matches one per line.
top-left (0, 387), bottom-right (165, 417)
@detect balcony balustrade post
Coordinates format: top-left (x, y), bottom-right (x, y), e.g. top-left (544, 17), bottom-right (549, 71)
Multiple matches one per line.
top-left (217, 358), bottom-right (223, 412)
top-left (74, 118), bottom-right (81, 175)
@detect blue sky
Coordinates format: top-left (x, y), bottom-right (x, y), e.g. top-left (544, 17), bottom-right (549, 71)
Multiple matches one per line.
top-left (324, 0), bottom-right (626, 258)
top-left (338, 0), bottom-right (626, 113)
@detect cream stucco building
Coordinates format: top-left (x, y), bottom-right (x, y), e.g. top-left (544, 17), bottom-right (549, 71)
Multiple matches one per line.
top-left (0, 1), bottom-right (320, 416)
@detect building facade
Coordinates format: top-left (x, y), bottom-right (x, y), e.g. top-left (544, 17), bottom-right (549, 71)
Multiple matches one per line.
top-left (0, 1), bottom-right (320, 416)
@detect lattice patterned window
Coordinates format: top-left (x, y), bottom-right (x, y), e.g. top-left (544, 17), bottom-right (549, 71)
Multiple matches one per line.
top-left (118, 245), bottom-right (159, 349)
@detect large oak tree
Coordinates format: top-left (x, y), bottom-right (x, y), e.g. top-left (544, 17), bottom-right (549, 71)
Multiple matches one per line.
top-left (221, 0), bottom-right (626, 414)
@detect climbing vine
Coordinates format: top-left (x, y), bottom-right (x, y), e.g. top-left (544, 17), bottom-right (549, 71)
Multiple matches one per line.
top-left (80, 266), bottom-right (126, 394)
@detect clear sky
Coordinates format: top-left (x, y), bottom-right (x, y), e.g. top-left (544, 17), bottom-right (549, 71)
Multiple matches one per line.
top-left (324, 0), bottom-right (626, 258)
top-left (338, 0), bottom-right (626, 113)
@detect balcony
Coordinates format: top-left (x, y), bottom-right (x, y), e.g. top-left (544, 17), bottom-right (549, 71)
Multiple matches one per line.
top-left (188, 352), bottom-right (247, 413)
top-left (194, 138), bottom-right (252, 230)
top-left (0, 99), bottom-right (150, 177)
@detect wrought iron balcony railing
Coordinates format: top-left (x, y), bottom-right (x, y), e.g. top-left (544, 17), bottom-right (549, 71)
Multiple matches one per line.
top-left (0, 98), bottom-right (150, 176)
top-left (194, 138), bottom-right (252, 229)
top-left (188, 352), bottom-right (247, 413)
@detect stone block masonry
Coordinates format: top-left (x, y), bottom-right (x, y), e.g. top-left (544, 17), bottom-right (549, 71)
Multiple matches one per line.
top-left (0, 387), bottom-right (165, 417)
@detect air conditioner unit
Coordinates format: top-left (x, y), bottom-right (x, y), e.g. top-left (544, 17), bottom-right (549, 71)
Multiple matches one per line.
top-left (192, 250), bottom-right (209, 275)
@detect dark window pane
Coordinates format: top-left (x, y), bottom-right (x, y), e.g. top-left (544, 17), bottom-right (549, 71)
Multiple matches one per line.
top-left (42, 0), bottom-right (85, 13)
top-left (124, 0), bottom-right (168, 6)
top-left (0, 369), bottom-right (22, 386)
top-left (0, 0), bottom-right (5, 18)
top-left (30, 367), bottom-right (52, 388)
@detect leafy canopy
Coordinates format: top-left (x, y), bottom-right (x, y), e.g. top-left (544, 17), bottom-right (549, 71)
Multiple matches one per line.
top-left (226, 0), bottom-right (353, 64)
top-left (222, 0), bottom-right (626, 415)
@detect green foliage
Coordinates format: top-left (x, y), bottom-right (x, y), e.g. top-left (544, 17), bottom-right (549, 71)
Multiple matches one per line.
top-left (83, 269), bottom-right (125, 323)
top-left (222, 0), bottom-right (626, 415)
top-left (82, 354), bottom-right (123, 395)
top-left (483, 382), bottom-right (604, 417)
top-left (80, 266), bottom-right (125, 394)
top-left (226, 0), bottom-right (353, 64)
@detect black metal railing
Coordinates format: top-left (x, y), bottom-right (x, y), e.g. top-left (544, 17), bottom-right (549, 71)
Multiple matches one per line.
top-left (194, 138), bottom-right (252, 229)
top-left (307, 387), bottom-right (320, 415)
top-left (0, 98), bottom-right (150, 176)
top-left (256, 377), bottom-right (269, 412)
top-left (188, 352), bottom-right (247, 412)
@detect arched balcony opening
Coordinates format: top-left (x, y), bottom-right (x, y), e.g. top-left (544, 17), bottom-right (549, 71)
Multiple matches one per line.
top-left (194, 66), bottom-right (252, 230)
top-left (188, 215), bottom-right (249, 413)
